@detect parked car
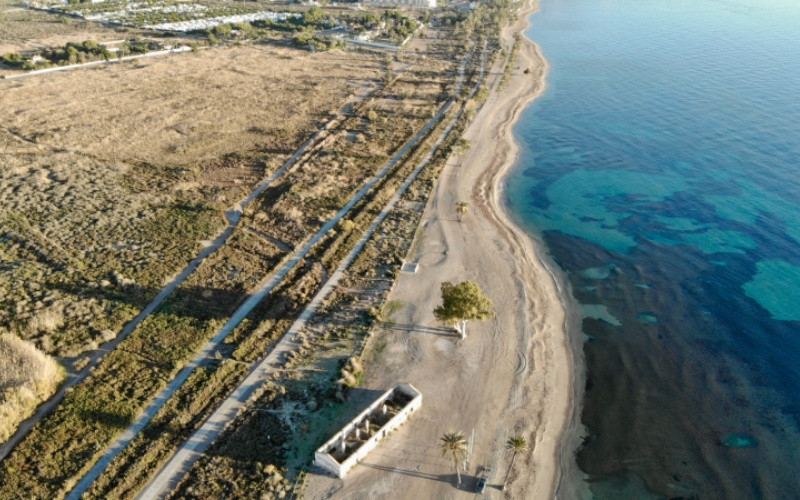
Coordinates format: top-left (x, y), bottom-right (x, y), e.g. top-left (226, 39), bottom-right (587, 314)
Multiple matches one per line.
top-left (474, 476), bottom-right (487, 493)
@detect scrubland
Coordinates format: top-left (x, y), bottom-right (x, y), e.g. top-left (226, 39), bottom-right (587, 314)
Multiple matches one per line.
top-left (0, 28), bottom-right (468, 496)
top-left (0, 40), bottom-right (384, 494)
top-left (76, 36), bottom-right (466, 499)
top-left (0, 0), bottom-right (541, 496)
top-left (1, 44), bottom-right (380, 360)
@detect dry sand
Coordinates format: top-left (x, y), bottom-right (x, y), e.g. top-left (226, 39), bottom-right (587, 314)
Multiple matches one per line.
top-left (304, 2), bottom-right (587, 498)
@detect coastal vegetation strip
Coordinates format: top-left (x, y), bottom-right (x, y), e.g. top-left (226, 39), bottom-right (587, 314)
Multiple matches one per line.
top-left (0, 33), bottom-right (464, 499)
top-left (140, 59), bottom-right (478, 497)
top-left (72, 44), bottom-right (471, 499)
top-left (0, 1), bottom-right (516, 496)
top-left (500, 32), bottom-right (520, 89)
top-left (0, 46), bottom-right (383, 464)
top-left (154, 22), bottom-right (494, 500)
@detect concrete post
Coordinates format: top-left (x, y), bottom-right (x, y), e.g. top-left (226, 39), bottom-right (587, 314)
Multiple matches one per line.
top-left (355, 427), bottom-right (361, 440)
top-left (341, 438), bottom-right (346, 454)
top-left (365, 419), bottom-right (370, 432)
top-left (382, 404), bottom-right (387, 416)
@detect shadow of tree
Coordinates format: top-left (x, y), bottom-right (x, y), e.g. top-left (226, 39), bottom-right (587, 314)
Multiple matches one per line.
top-left (48, 281), bottom-right (250, 322)
top-left (81, 408), bottom-right (135, 430)
top-left (385, 323), bottom-right (460, 338)
top-left (359, 463), bottom-right (483, 490)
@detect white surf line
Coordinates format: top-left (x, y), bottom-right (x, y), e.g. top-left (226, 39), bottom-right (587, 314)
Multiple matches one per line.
top-left (0, 93), bottom-right (348, 465)
top-left (64, 54), bottom-right (473, 500)
top-left (136, 44), bottom-right (487, 500)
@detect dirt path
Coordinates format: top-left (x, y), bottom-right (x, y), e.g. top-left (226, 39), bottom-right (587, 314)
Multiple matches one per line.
top-left (1, 47), bottom-right (194, 81)
top-left (136, 59), bottom-right (476, 499)
top-left (0, 93), bottom-right (360, 465)
top-left (303, 2), bottom-right (581, 499)
top-left (64, 50), bottom-right (476, 500)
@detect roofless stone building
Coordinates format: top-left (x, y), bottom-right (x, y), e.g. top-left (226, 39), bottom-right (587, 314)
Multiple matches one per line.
top-left (314, 383), bottom-right (422, 478)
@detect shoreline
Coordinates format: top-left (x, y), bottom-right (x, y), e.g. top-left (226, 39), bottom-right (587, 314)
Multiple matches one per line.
top-left (468, 2), bottom-right (587, 496)
top-left (302, 3), bottom-right (588, 497)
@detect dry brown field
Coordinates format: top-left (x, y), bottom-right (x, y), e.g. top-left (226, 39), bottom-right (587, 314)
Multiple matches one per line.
top-left (0, 44), bottom-right (382, 359)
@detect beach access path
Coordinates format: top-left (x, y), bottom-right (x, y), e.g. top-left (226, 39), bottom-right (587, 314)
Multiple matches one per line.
top-left (135, 49), bottom-right (477, 499)
top-left (303, 1), bottom-right (579, 498)
top-left (0, 88), bottom-right (368, 464)
top-left (65, 48), bottom-right (476, 500)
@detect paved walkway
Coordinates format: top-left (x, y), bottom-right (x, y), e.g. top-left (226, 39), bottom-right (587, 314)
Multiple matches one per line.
top-left (135, 42), bottom-right (487, 500)
top-left (137, 52), bottom-right (482, 500)
top-left (65, 48), bottom-right (475, 500)
top-left (0, 91), bottom-right (353, 465)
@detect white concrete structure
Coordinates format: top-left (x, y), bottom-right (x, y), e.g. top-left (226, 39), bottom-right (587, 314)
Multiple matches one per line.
top-left (401, 262), bottom-right (419, 273)
top-left (314, 383), bottom-right (422, 478)
top-left (362, 0), bottom-right (436, 9)
top-left (146, 11), bottom-right (297, 32)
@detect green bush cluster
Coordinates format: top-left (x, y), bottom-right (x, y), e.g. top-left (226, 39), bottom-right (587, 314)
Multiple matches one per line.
top-left (1, 52), bottom-right (33, 70)
top-left (121, 38), bottom-right (165, 56)
top-left (292, 32), bottom-right (345, 51)
top-left (1, 39), bottom-right (167, 72)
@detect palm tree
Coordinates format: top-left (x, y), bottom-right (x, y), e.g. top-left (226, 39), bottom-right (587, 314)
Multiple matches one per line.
top-left (440, 430), bottom-right (468, 485)
top-left (502, 435), bottom-right (528, 490)
top-left (456, 201), bottom-right (469, 222)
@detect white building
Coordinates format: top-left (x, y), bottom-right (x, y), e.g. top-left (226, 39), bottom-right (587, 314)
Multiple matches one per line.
top-left (362, 0), bottom-right (437, 9)
top-left (314, 383), bottom-right (422, 478)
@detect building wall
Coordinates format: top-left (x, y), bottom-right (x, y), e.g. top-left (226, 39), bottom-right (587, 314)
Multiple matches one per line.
top-left (313, 383), bottom-right (422, 478)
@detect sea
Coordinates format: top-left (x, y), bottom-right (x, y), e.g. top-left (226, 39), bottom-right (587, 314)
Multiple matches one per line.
top-left (506, 0), bottom-right (800, 497)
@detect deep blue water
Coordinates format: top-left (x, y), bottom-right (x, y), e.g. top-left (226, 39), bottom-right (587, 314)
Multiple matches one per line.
top-left (507, 0), bottom-right (800, 497)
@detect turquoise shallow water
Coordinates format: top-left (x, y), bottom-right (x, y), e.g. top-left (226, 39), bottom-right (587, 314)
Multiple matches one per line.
top-left (508, 0), bottom-right (800, 497)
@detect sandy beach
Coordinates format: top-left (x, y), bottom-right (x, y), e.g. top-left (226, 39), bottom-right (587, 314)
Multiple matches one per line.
top-left (304, 2), bottom-right (585, 498)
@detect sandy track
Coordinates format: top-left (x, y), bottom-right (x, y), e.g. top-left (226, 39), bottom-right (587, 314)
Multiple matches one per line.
top-left (304, 2), bottom-right (584, 499)
top-left (65, 49), bottom-right (476, 500)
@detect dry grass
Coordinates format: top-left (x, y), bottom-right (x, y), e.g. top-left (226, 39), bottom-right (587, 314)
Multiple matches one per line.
top-left (0, 0), bottom-right (130, 55)
top-left (0, 332), bottom-right (65, 442)
top-left (1, 45), bottom-right (377, 173)
top-left (0, 44), bottom-right (381, 358)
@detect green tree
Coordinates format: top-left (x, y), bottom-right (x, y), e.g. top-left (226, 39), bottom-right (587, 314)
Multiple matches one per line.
top-left (456, 201), bottom-right (469, 222)
top-left (434, 281), bottom-right (494, 339)
top-left (303, 6), bottom-right (325, 26)
top-left (503, 435), bottom-right (528, 490)
top-left (440, 430), bottom-right (468, 485)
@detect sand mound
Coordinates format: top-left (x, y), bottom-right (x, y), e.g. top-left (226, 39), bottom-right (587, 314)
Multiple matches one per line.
top-left (0, 332), bottom-right (64, 443)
